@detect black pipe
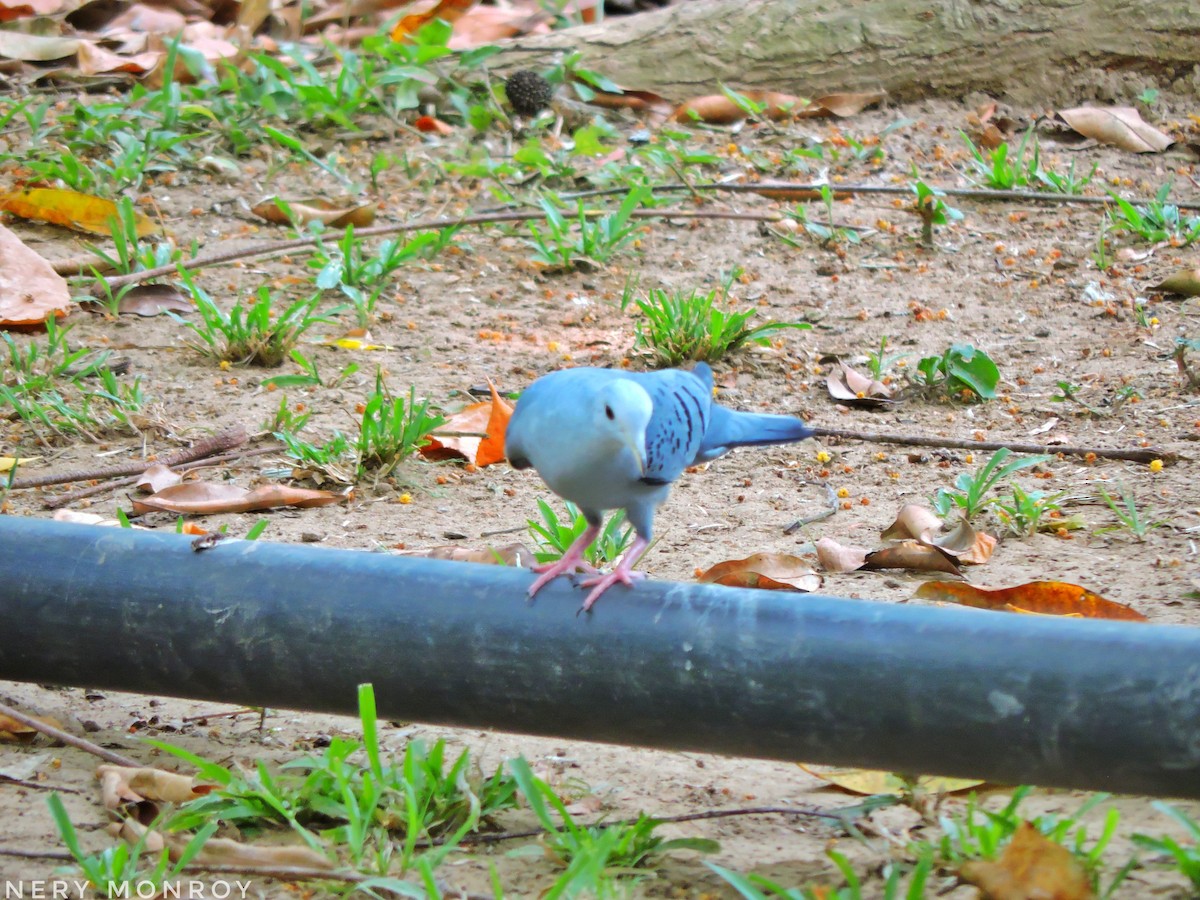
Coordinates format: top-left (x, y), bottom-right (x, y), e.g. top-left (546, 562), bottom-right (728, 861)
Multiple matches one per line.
top-left (1, 517), bottom-right (1199, 798)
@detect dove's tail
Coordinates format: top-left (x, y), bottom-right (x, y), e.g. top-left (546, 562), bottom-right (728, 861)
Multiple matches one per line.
top-left (695, 406), bottom-right (814, 463)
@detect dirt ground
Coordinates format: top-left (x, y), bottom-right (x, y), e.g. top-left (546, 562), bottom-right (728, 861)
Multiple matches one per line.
top-left (3, 67), bottom-right (1200, 897)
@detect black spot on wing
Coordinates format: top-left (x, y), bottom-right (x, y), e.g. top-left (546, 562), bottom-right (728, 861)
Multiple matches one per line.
top-left (508, 453), bottom-right (532, 470)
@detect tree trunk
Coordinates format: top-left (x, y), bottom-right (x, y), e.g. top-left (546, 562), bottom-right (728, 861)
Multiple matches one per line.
top-left (492, 0), bottom-right (1200, 104)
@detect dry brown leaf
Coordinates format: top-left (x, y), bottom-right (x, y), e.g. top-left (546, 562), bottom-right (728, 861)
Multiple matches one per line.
top-left (881, 504), bottom-right (942, 543)
top-left (76, 39), bottom-right (158, 75)
top-left (815, 537), bottom-right (867, 573)
top-left (250, 197), bottom-right (376, 228)
top-left (1056, 106), bottom-right (1172, 153)
top-left (408, 542), bottom-right (535, 568)
top-left (960, 821), bottom-right (1094, 900)
top-left (1153, 268), bottom-right (1200, 297)
top-left (0, 224), bottom-right (71, 327)
top-left (118, 283), bottom-right (193, 316)
top-left (799, 90), bottom-right (887, 118)
top-left (135, 463), bottom-right (182, 493)
top-left (914, 580), bottom-right (1146, 621)
top-left (0, 188), bottom-right (159, 237)
top-left (826, 361), bottom-right (892, 406)
top-left (105, 2), bottom-right (186, 33)
top-left (303, 0), bottom-right (411, 30)
top-left (698, 553), bottom-right (822, 592)
top-left (862, 541), bottom-right (963, 576)
top-left (132, 482), bottom-right (346, 515)
top-left (97, 764), bottom-right (209, 808)
top-left (447, 4), bottom-right (548, 47)
top-left (585, 87), bottom-right (672, 116)
top-left (176, 835), bottom-right (334, 869)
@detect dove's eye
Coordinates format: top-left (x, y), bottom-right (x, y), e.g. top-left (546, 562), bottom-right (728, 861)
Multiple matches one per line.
top-left (604, 405), bottom-right (615, 420)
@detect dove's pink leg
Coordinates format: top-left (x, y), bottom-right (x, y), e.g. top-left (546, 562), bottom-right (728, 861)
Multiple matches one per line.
top-left (527, 524), bottom-right (601, 598)
top-left (578, 536), bottom-right (650, 611)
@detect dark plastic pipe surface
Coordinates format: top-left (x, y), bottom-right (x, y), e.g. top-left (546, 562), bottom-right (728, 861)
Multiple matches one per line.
top-left (2, 516), bottom-right (1199, 797)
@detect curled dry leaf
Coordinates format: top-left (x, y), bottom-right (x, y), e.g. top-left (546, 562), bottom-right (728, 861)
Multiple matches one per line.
top-left (407, 542), bottom-right (535, 568)
top-left (1152, 269), bottom-right (1200, 297)
top-left (250, 197), bottom-right (376, 228)
top-left (117, 283), bottom-right (193, 317)
top-left (168, 834), bottom-right (334, 869)
top-left (0, 224), bottom-right (71, 327)
top-left (1056, 106), bottom-right (1172, 153)
top-left (135, 462), bottom-right (182, 494)
top-left (0, 188), bottom-right (159, 237)
top-left (0, 712), bottom-right (62, 743)
top-left (960, 821), bottom-right (1094, 900)
top-left (96, 764), bottom-right (210, 808)
top-left (420, 381), bottom-right (512, 467)
top-left (815, 537), bottom-right (868, 573)
top-left (826, 361), bottom-right (893, 407)
top-left (76, 39), bottom-right (159, 75)
top-left (131, 482), bottom-right (347, 516)
top-left (881, 504), bottom-right (942, 543)
top-left (698, 553), bottom-right (822, 592)
top-left (863, 541), bottom-right (963, 576)
top-left (934, 517), bottom-right (996, 565)
top-left (914, 580), bottom-right (1145, 621)
top-left (798, 764), bottom-right (984, 797)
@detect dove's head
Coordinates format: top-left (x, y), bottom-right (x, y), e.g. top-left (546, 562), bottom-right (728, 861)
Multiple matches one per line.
top-left (596, 380), bottom-right (653, 476)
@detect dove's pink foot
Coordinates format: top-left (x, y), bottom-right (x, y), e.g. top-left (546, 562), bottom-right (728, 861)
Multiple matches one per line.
top-left (527, 524), bottom-right (601, 598)
top-left (578, 536), bottom-right (650, 611)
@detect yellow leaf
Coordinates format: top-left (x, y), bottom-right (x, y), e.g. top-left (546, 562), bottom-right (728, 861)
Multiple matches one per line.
top-left (798, 764), bottom-right (984, 796)
top-left (0, 455), bottom-right (39, 473)
top-left (0, 188), bottom-right (160, 237)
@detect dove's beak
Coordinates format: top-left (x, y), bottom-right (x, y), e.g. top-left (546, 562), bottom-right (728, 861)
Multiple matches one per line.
top-left (622, 428), bottom-right (647, 477)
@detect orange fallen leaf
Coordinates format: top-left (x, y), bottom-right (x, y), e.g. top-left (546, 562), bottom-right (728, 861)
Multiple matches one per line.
top-left (131, 482), bottom-right (346, 516)
top-left (698, 553), bottom-right (821, 592)
top-left (671, 91), bottom-right (806, 125)
top-left (0, 0), bottom-right (61, 20)
top-left (390, 0), bottom-right (476, 40)
top-left (960, 821), bottom-right (1094, 900)
top-left (0, 188), bottom-right (159, 237)
top-left (798, 764), bottom-right (984, 796)
top-left (1056, 106), bottom-right (1172, 153)
top-left (0, 712), bottom-right (62, 742)
top-left (0, 224), bottom-right (71, 327)
top-left (913, 580), bottom-right (1146, 621)
top-left (420, 382), bottom-right (512, 467)
top-left (414, 115), bottom-right (454, 135)
top-left (250, 197), bottom-right (376, 228)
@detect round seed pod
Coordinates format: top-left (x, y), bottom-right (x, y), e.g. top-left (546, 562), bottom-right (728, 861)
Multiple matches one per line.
top-left (505, 70), bottom-right (554, 117)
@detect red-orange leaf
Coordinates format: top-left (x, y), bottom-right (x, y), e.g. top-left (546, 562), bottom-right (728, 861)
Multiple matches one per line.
top-left (390, 0), bottom-right (476, 39)
top-left (914, 580), bottom-right (1146, 621)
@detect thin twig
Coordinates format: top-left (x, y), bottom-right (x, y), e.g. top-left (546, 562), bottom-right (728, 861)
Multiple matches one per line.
top-left (94, 208), bottom-right (781, 295)
top-left (10, 426), bottom-right (248, 489)
top-left (809, 425), bottom-right (1174, 464)
top-left (0, 701), bottom-right (140, 767)
top-left (41, 444), bottom-right (281, 510)
top-left (785, 484), bottom-right (839, 534)
top-left (538, 181), bottom-right (1200, 210)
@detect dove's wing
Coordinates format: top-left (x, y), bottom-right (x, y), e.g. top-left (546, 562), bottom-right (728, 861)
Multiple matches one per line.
top-left (629, 365), bottom-right (714, 485)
